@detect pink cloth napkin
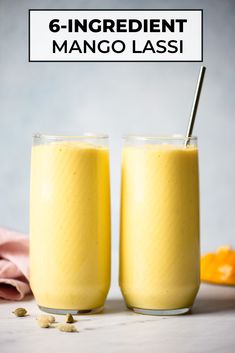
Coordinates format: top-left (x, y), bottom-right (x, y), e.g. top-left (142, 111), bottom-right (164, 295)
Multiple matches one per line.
top-left (0, 228), bottom-right (31, 300)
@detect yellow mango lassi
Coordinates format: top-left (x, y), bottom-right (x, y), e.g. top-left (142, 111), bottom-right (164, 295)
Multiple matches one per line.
top-left (120, 136), bottom-right (200, 315)
top-left (30, 135), bottom-right (111, 314)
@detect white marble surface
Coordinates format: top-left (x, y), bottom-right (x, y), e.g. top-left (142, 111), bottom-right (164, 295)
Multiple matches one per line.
top-left (1, 284), bottom-right (235, 353)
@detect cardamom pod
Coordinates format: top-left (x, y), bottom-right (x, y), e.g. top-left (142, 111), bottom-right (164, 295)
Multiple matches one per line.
top-left (37, 314), bottom-right (55, 324)
top-left (38, 320), bottom-right (50, 328)
top-left (57, 323), bottom-right (77, 332)
top-left (65, 313), bottom-right (74, 323)
top-left (12, 308), bottom-right (27, 317)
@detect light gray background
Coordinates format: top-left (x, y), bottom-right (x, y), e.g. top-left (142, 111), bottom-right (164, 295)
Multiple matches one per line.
top-left (0, 0), bottom-right (234, 281)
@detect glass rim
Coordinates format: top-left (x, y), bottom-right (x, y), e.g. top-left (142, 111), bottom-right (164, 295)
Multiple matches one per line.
top-left (122, 134), bottom-right (197, 141)
top-left (33, 133), bottom-right (109, 140)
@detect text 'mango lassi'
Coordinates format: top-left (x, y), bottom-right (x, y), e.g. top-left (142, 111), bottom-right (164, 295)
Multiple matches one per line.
top-left (30, 134), bottom-right (111, 314)
top-left (120, 135), bottom-right (200, 315)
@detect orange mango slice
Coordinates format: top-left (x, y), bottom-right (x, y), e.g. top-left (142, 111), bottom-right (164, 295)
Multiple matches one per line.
top-left (200, 245), bottom-right (235, 285)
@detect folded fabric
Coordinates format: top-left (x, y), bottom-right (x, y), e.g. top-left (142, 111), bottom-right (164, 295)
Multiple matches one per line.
top-left (0, 228), bottom-right (31, 300)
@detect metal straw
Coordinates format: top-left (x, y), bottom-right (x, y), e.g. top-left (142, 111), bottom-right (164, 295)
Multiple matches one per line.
top-left (184, 66), bottom-right (206, 147)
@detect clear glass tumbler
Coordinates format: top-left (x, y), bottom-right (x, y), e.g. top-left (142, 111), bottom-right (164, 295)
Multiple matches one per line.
top-left (119, 135), bottom-right (200, 315)
top-left (30, 134), bottom-right (111, 314)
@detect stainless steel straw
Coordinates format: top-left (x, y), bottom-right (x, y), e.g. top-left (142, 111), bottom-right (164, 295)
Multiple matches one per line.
top-left (184, 66), bottom-right (206, 147)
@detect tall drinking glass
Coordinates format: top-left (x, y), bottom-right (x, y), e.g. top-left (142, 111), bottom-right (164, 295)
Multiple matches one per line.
top-left (120, 135), bottom-right (200, 315)
top-left (30, 134), bottom-right (111, 314)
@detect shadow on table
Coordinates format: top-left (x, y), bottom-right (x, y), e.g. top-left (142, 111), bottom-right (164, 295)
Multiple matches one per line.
top-left (103, 298), bottom-right (128, 315)
top-left (2, 284), bottom-right (234, 316)
top-left (104, 297), bottom-right (235, 316)
top-left (192, 284), bottom-right (235, 315)
top-left (105, 296), bottom-right (235, 316)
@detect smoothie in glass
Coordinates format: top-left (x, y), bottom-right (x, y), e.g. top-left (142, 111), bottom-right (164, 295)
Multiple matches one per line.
top-left (30, 134), bottom-right (111, 314)
top-left (119, 135), bottom-right (200, 315)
